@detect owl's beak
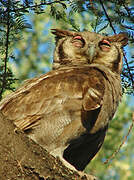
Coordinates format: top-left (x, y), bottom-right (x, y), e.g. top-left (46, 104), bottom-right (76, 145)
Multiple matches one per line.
top-left (87, 44), bottom-right (96, 63)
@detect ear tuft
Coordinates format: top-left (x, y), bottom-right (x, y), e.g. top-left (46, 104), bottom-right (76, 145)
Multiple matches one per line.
top-left (117, 33), bottom-right (128, 46)
top-left (51, 29), bottom-right (67, 37)
top-left (51, 29), bottom-right (75, 38)
top-left (107, 33), bottom-right (128, 47)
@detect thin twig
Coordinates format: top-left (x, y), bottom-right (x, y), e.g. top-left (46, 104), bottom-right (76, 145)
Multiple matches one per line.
top-left (123, 4), bottom-right (131, 17)
top-left (0, 0), bottom-right (10, 99)
top-left (104, 113), bottom-right (134, 165)
top-left (121, 24), bottom-right (134, 31)
top-left (123, 51), bottom-right (134, 88)
top-left (99, 0), bottom-right (116, 34)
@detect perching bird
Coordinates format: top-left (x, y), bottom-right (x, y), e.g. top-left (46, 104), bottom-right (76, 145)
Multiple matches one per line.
top-left (0, 29), bottom-right (128, 171)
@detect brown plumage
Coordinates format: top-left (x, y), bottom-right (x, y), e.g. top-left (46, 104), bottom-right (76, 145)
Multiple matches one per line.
top-left (0, 29), bottom-right (128, 171)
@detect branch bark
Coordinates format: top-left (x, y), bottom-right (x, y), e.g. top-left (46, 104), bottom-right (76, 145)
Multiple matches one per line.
top-left (0, 112), bottom-right (96, 180)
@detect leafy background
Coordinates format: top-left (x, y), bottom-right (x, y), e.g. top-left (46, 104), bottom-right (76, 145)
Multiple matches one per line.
top-left (0, 0), bottom-right (134, 179)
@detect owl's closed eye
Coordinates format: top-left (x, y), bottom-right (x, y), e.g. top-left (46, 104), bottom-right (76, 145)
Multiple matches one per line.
top-left (0, 29), bottom-right (128, 171)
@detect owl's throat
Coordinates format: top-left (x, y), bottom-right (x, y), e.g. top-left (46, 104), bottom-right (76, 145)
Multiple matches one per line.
top-left (52, 59), bottom-right (90, 70)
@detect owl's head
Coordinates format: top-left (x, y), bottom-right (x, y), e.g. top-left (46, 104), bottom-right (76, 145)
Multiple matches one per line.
top-left (52, 29), bottom-right (128, 73)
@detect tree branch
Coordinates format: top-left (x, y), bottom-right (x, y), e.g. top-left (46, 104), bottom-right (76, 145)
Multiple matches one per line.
top-left (121, 24), bottom-right (134, 31)
top-left (104, 112), bottom-right (134, 165)
top-left (99, 0), bottom-right (116, 34)
top-left (0, 111), bottom-right (96, 180)
top-left (123, 51), bottom-right (134, 88)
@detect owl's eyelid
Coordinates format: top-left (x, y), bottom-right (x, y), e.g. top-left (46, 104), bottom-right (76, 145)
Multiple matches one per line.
top-left (99, 39), bottom-right (111, 47)
top-left (72, 36), bottom-right (85, 45)
top-left (73, 36), bottom-right (83, 40)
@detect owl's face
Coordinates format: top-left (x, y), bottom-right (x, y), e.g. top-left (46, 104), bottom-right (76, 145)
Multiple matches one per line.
top-left (52, 29), bottom-right (128, 73)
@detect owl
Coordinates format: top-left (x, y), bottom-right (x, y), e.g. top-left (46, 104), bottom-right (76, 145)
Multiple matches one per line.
top-left (0, 29), bottom-right (128, 172)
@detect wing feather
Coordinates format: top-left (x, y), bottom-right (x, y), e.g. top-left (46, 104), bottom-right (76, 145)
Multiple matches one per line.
top-left (0, 67), bottom-right (105, 133)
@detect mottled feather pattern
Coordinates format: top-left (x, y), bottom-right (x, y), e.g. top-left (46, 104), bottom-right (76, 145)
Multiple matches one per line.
top-left (0, 29), bottom-right (128, 171)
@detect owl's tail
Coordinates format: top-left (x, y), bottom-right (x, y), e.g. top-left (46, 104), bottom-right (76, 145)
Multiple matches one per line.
top-left (63, 126), bottom-right (108, 171)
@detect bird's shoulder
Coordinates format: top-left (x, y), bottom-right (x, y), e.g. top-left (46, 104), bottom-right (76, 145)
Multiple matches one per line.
top-left (0, 66), bottom-right (105, 131)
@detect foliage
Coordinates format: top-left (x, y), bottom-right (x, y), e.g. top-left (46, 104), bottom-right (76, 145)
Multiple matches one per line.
top-left (0, 0), bottom-right (134, 179)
